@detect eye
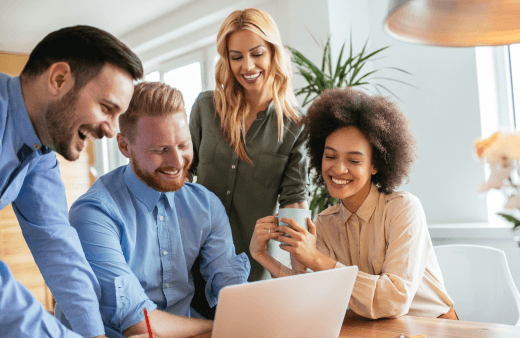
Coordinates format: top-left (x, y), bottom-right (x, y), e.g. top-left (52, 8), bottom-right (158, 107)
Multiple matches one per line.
top-left (349, 160), bottom-right (361, 164)
top-left (230, 55), bottom-right (242, 61)
top-left (253, 53), bottom-right (264, 57)
top-left (324, 155), bottom-right (336, 160)
top-left (101, 104), bottom-right (110, 114)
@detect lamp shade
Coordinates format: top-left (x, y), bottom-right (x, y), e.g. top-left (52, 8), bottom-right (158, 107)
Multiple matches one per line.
top-left (384, 0), bottom-right (520, 47)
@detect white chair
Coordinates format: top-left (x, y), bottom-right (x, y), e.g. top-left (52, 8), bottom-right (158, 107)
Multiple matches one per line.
top-left (434, 244), bottom-right (520, 325)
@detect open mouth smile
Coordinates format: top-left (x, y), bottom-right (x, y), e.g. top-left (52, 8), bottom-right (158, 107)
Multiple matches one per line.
top-left (331, 177), bottom-right (352, 185)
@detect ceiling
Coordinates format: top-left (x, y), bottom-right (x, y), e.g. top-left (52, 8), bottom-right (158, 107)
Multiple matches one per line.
top-left (0, 0), bottom-right (193, 54)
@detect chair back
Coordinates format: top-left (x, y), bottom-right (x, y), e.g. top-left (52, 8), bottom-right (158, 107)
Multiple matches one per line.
top-left (434, 244), bottom-right (520, 325)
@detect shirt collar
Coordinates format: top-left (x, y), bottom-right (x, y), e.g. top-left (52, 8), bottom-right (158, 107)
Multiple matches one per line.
top-left (123, 164), bottom-right (176, 212)
top-left (10, 77), bottom-right (49, 154)
top-left (339, 183), bottom-right (380, 224)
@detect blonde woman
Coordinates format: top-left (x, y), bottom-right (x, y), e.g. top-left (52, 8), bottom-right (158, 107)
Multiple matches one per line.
top-left (189, 8), bottom-right (309, 282)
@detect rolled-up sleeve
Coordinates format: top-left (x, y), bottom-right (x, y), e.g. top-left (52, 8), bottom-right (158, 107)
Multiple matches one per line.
top-left (198, 194), bottom-right (250, 307)
top-left (13, 153), bottom-right (104, 337)
top-left (69, 197), bottom-right (157, 333)
top-left (278, 126), bottom-right (309, 208)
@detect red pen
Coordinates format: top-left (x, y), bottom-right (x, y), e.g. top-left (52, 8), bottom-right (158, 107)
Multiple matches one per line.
top-left (143, 308), bottom-right (154, 338)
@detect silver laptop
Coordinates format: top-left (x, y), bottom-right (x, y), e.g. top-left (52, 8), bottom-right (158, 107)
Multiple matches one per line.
top-left (211, 266), bottom-right (358, 338)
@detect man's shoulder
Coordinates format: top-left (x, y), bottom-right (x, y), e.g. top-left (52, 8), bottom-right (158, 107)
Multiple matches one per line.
top-left (178, 182), bottom-right (225, 212)
top-left (75, 166), bottom-right (126, 206)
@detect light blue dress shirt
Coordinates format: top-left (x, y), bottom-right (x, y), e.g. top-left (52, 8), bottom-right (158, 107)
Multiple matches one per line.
top-left (65, 164), bottom-right (250, 337)
top-left (0, 73), bottom-right (104, 337)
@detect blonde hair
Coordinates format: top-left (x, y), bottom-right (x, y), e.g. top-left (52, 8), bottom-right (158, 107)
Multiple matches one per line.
top-left (215, 8), bottom-right (300, 163)
top-left (119, 81), bottom-right (185, 143)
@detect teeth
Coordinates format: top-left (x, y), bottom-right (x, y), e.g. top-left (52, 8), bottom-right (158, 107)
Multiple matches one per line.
top-left (243, 73), bottom-right (260, 80)
top-left (332, 177), bottom-right (351, 185)
top-left (162, 170), bottom-right (179, 175)
top-left (79, 129), bottom-right (94, 140)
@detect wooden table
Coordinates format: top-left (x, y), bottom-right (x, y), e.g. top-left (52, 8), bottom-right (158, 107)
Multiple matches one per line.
top-left (191, 311), bottom-right (520, 338)
top-left (338, 311), bottom-right (520, 338)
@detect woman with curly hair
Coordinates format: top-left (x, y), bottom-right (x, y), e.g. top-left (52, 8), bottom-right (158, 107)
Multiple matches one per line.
top-left (250, 87), bottom-right (457, 320)
top-left (189, 8), bottom-right (309, 282)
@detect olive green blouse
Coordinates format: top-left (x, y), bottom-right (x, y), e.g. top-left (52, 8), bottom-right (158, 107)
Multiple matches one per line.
top-left (189, 91), bottom-right (309, 281)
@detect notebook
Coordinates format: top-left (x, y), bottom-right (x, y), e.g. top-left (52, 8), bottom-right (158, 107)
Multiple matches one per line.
top-left (211, 265), bottom-right (358, 338)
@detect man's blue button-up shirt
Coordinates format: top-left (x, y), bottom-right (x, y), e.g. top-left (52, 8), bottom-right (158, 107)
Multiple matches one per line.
top-left (0, 73), bottom-right (104, 337)
top-left (67, 164), bottom-right (250, 337)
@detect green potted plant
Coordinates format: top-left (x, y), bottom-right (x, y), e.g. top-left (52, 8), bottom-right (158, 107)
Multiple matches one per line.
top-left (287, 35), bottom-right (413, 217)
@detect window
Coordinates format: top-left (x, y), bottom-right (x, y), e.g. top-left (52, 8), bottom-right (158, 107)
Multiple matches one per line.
top-left (163, 62), bottom-right (202, 118)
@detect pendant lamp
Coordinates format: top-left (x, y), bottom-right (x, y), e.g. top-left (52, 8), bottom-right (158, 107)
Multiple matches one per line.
top-left (384, 0), bottom-right (520, 47)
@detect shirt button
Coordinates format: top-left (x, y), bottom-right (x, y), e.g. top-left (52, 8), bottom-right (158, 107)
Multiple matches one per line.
top-left (33, 144), bottom-right (40, 150)
top-left (227, 191), bottom-right (231, 195)
top-left (163, 251), bottom-right (168, 256)
top-left (159, 216), bottom-right (164, 221)
top-left (231, 165), bottom-right (236, 169)
top-left (165, 283), bottom-right (170, 288)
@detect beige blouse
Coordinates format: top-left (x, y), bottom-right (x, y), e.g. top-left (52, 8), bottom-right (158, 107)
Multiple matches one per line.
top-left (280, 184), bottom-right (453, 319)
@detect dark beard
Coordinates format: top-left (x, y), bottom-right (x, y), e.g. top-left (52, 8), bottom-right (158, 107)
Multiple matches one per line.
top-left (130, 150), bottom-right (192, 192)
top-left (43, 87), bottom-right (81, 161)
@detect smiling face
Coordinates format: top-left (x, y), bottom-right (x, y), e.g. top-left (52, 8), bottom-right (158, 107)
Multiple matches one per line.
top-left (42, 63), bottom-right (134, 161)
top-left (227, 29), bottom-right (273, 98)
top-left (119, 112), bottom-right (193, 192)
top-left (322, 126), bottom-right (378, 213)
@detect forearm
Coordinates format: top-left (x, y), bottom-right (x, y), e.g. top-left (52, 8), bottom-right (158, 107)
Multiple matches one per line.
top-left (252, 252), bottom-right (283, 278)
top-left (283, 201), bottom-right (309, 209)
top-left (123, 309), bottom-right (212, 338)
top-left (308, 251), bottom-right (338, 272)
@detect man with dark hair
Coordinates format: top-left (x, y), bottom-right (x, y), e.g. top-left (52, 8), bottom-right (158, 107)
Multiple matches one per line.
top-left (60, 82), bottom-right (249, 338)
top-left (0, 25), bottom-right (143, 337)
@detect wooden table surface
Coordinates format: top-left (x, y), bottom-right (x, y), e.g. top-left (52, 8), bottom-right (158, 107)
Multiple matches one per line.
top-left (191, 311), bottom-right (520, 338)
top-left (338, 311), bottom-right (520, 338)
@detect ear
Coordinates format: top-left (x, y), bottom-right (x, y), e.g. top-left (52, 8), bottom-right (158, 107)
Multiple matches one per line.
top-left (117, 133), bottom-right (131, 159)
top-left (371, 166), bottom-right (378, 176)
top-left (46, 62), bottom-right (74, 97)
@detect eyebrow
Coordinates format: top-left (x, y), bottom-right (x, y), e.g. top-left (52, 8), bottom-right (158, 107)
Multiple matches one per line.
top-left (229, 45), bottom-right (265, 53)
top-left (324, 146), bottom-right (365, 156)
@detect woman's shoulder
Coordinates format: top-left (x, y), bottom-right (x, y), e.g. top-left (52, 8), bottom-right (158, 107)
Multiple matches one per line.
top-left (196, 90), bottom-right (214, 102)
top-left (315, 204), bottom-right (343, 222)
top-left (381, 190), bottom-right (425, 217)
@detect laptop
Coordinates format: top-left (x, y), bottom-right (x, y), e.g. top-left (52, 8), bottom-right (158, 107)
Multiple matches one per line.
top-left (211, 266), bottom-right (358, 338)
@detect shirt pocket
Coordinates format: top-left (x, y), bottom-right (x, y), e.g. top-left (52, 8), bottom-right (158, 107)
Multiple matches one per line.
top-left (198, 131), bottom-right (218, 164)
top-left (253, 151), bottom-right (289, 189)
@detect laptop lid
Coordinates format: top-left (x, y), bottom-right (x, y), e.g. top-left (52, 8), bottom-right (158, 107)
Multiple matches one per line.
top-left (211, 266), bottom-right (358, 338)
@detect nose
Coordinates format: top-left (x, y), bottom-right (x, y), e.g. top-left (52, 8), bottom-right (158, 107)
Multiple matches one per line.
top-left (336, 159), bottom-right (349, 174)
top-left (166, 148), bottom-right (184, 170)
top-left (245, 55), bottom-right (254, 71)
top-left (100, 115), bottom-right (119, 139)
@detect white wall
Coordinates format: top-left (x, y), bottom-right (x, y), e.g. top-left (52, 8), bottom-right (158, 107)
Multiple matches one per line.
top-left (365, 0), bottom-right (487, 224)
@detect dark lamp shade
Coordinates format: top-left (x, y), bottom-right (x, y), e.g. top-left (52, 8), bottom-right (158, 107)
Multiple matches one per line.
top-left (384, 0), bottom-right (520, 47)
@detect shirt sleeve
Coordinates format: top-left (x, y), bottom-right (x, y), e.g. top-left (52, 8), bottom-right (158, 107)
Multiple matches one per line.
top-left (278, 123), bottom-right (309, 208)
top-left (12, 153), bottom-right (105, 337)
top-left (69, 196), bottom-right (157, 334)
top-left (198, 193), bottom-right (250, 307)
top-left (0, 260), bottom-right (83, 338)
top-left (188, 93), bottom-right (203, 179)
top-left (348, 195), bottom-right (432, 319)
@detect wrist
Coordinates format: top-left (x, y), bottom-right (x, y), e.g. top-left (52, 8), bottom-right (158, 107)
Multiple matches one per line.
top-left (309, 252), bottom-right (336, 271)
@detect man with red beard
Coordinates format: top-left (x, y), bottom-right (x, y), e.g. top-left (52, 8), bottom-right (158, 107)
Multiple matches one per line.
top-left (0, 26), bottom-right (143, 338)
top-left (60, 82), bottom-right (250, 338)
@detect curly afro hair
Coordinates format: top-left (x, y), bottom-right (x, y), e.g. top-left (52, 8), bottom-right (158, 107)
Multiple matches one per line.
top-left (304, 87), bottom-right (416, 194)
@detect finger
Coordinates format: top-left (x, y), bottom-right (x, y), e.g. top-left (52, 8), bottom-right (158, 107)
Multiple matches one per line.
top-left (279, 217), bottom-right (305, 233)
top-left (275, 224), bottom-right (300, 240)
top-left (307, 218), bottom-right (316, 236)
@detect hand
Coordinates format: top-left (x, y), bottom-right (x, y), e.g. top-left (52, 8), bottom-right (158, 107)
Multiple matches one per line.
top-left (277, 217), bottom-right (320, 268)
top-left (250, 215), bottom-right (283, 260)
